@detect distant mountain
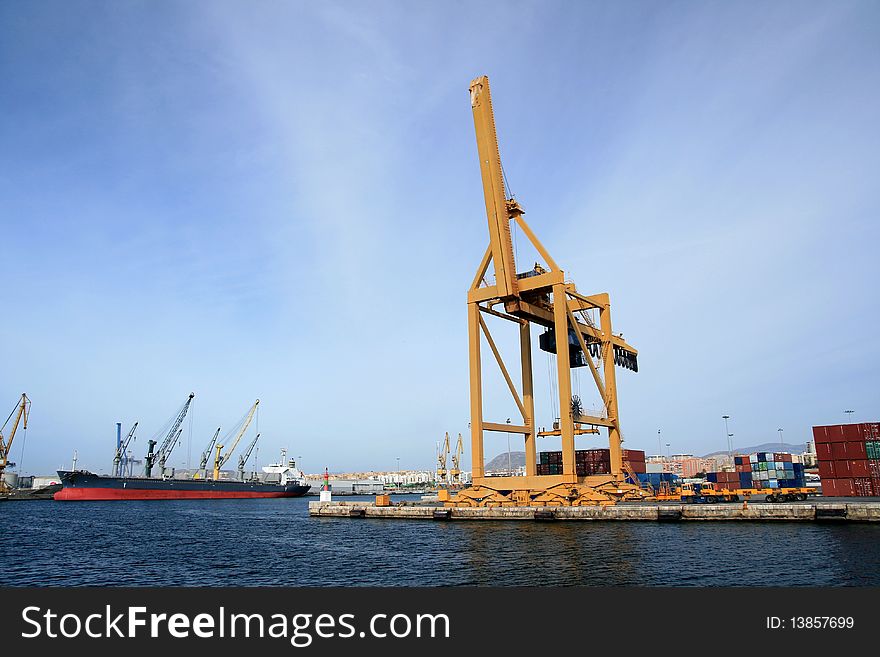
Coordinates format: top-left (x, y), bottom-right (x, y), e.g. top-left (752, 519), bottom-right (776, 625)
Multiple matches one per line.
top-left (702, 442), bottom-right (807, 458)
top-left (485, 451), bottom-right (526, 472)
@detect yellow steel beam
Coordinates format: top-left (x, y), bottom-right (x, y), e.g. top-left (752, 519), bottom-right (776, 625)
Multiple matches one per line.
top-left (520, 321), bottom-right (537, 476)
top-left (552, 282), bottom-right (576, 477)
top-left (565, 303), bottom-right (607, 406)
top-left (470, 76), bottom-right (518, 299)
top-left (468, 302), bottom-right (484, 479)
top-left (468, 285), bottom-right (501, 303)
top-left (515, 270), bottom-right (565, 293)
top-left (536, 427), bottom-right (600, 437)
top-left (483, 421), bottom-right (531, 434)
top-left (574, 415), bottom-right (615, 428)
top-left (478, 314), bottom-right (527, 422)
top-left (479, 305), bottom-right (525, 325)
top-left (470, 244), bottom-right (493, 291)
top-left (513, 214), bottom-right (559, 272)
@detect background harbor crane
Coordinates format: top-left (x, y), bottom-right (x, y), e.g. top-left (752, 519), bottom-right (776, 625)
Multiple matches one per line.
top-left (449, 433), bottom-right (464, 485)
top-left (0, 393), bottom-right (30, 493)
top-left (112, 422), bottom-right (138, 477)
top-left (436, 433), bottom-right (450, 484)
top-left (194, 427), bottom-right (221, 479)
top-left (212, 399), bottom-right (259, 480)
top-left (156, 393), bottom-right (195, 478)
top-left (237, 432), bottom-right (261, 481)
top-left (141, 393), bottom-right (194, 477)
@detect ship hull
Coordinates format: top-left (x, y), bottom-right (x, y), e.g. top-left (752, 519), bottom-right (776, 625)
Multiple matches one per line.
top-left (54, 471), bottom-right (310, 501)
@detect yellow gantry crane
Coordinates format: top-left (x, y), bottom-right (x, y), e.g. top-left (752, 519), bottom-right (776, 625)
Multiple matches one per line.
top-left (449, 433), bottom-right (463, 485)
top-left (212, 399), bottom-right (259, 480)
top-left (436, 432), bottom-right (450, 484)
top-left (452, 76), bottom-right (644, 507)
top-left (0, 393), bottom-right (30, 492)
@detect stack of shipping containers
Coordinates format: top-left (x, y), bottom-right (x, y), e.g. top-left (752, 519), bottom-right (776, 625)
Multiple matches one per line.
top-left (814, 422), bottom-right (880, 497)
top-left (744, 452), bottom-right (805, 490)
top-left (537, 448), bottom-right (646, 484)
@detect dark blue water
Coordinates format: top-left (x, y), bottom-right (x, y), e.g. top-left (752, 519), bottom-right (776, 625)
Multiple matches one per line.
top-left (2, 497), bottom-right (879, 586)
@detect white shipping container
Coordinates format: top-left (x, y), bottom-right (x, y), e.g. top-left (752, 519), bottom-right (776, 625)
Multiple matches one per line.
top-left (32, 475), bottom-right (62, 488)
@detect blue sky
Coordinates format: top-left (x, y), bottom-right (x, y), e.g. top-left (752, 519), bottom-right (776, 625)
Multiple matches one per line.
top-left (2, 0), bottom-right (878, 475)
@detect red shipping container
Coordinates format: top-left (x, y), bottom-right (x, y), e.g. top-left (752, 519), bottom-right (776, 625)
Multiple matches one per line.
top-left (849, 460), bottom-right (870, 478)
top-left (831, 443), bottom-right (848, 460)
top-left (853, 478), bottom-right (874, 496)
top-left (846, 441), bottom-right (867, 460)
top-left (627, 460), bottom-right (647, 474)
top-left (872, 477), bottom-right (880, 494)
top-left (843, 424), bottom-right (862, 441)
top-left (869, 460), bottom-right (880, 477)
top-left (816, 443), bottom-right (833, 460)
top-left (812, 426), bottom-right (829, 444)
top-left (818, 461), bottom-right (835, 479)
top-left (834, 460), bottom-right (852, 477)
top-left (821, 479), bottom-right (835, 496)
top-left (836, 479), bottom-right (855, 496)
top-left (827, 426), bottom-right (848, 443)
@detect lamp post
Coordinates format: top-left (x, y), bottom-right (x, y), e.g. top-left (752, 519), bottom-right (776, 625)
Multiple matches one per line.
top-left (777, 428), bottom-right (784, 453)
top-left (396, 457), bottom-right (400, 490)
top-left (666, 443), bottom-right (670, 460)
top-left (657, 429), bottom-right (662, 460)
top-left (844, 409), bottom-right (854, 424)
top-left (722, 415), bottom-right (731, 459)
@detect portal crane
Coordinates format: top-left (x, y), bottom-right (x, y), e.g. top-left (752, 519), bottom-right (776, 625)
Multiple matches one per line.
top-left (112, 422), bottom-right (138, 477)
top-left (156, 393), bottom-right (195, 478)
top-left (237, 432), bottom-right (260, 481)
top-left (194, 427), bottom-right (221, 479)
top-left (213, 399), bottom-right (259, 480)
top-left (437, 433), bottom-right (450, 484)
top-left (449, 433), bottom-right (464, 484)
top-left (453, 76), bottom-right (643, 507)
top-left (0, 393), bottom-right (30, 492)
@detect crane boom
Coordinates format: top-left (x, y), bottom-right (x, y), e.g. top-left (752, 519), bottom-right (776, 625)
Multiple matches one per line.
top-left (213, 399), bottom-right (259, 479)
top-left (157, 393), bottom-right (194, 477)
top-left (157, 393), bottom-right (195, 459)
top-left (237, 432), bottom-right (260, 480)
top-left (0, 393), bottom-right (30, 491)
top-left (470, 75), bottom-right (519, 300)
top-left (194, 427), bottom-right (221, 479)
top-left (113, 422), bottom-right (138, 477)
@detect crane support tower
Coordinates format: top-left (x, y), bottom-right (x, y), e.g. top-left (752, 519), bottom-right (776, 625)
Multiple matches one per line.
top-left (451, 76), bottom-right (645, 507)
top-left (0, 393), bottom-right (30, 492)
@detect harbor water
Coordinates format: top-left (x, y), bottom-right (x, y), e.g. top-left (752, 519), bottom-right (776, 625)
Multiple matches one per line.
top-left (2, 496), bottom-right (879, 586)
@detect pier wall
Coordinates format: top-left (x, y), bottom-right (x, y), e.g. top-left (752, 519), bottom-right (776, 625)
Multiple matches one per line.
top-left (309, 501), bottom-right (880, 522)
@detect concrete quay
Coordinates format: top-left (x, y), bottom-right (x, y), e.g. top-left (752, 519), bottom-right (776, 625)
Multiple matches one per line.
top-left (309, 500), bottom-right (880, 522)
